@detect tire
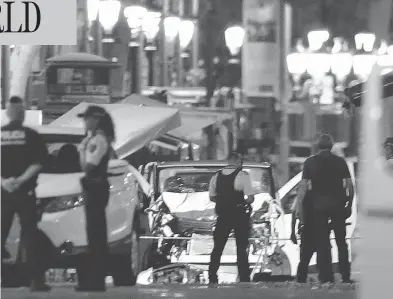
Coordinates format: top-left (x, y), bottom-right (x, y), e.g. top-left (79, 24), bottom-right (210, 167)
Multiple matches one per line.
top-left (112, 228), bottom-right (140, 286)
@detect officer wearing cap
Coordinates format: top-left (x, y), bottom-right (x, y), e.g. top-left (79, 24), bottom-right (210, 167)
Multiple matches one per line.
top-left (208, 152), bottom-right (255, 284)
top-left (1, 96), bottom-right (50, 291)
top-left (75, 105), bottom-right (115, 292)
top-left (296, 134), bottom-right (354, 283)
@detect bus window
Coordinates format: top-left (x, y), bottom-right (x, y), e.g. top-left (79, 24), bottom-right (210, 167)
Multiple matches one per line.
top-left (47, 67), bottom-right (110, 96)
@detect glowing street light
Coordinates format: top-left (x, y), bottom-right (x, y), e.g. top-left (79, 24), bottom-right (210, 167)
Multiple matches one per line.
top-left (353, 54), bottom-right (377, 79)
top-left (355, 32), bottom-right (376, 52)
top-left (124, 5), bottom-right (148, 34)
top-left (142, 11), bottom-right (161, 41)
top-left (179, 20), bottom-right (195, 49)
top-left (224, 26), bottom-right (245, 56)
top-left (307, 30), bottom-right (330, 51)
top-left (87, 0), bottom-right (100, 24)
top-left (164, 16), bottom-right (181, 41)
top-left (330, 38), bottom-right (352, 81)
top-left (99, 0), bottom-right (121, 35)
top-left (286, 52), bottom-right (308, 74)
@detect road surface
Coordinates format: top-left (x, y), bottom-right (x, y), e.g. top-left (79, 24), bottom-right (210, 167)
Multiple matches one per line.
top-left (2, 283), bottom-right (356, 299)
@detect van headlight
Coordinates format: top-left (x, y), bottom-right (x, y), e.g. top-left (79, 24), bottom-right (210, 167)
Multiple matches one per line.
top-left (44, 195), bottom-right (85, 213)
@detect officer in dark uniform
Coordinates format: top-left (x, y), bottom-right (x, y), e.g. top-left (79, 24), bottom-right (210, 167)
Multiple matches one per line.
top-left (75, 105), bottom-right (114, 292)
top-left (296, 134), bottom-right (354, 283)
top-left (208, 152), bottom-right (255, 284)
top-left (1, 96), bottom-right (50, 291)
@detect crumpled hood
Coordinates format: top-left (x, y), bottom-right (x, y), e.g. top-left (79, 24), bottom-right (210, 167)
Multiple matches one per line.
top-left (35, 173), bottom-right (84, 198)
top-left (161, 192), bottom-right (273, 220)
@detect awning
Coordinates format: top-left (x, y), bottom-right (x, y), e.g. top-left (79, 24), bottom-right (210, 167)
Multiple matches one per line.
top-left (120, 95), bottom-right (233, 139)
top-left (1, 110), bottom-right (43, 126)
top-left (49, 103), bottom-right (181, 159)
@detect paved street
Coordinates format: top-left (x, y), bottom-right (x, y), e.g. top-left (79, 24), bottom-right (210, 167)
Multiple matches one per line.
top-left (2, 283), bottom-right (357, 299)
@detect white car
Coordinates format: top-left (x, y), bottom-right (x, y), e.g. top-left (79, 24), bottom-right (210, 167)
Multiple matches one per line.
top-left (137, 160), bottom-right (358, 283)
top-left (3, 125), bottom-right (152, 286)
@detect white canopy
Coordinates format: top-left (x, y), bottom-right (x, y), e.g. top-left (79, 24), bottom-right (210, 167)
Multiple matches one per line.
top-left (120, 95), bottom-right (233, 139)
top-left (50, 103), bottom-right (181, 159)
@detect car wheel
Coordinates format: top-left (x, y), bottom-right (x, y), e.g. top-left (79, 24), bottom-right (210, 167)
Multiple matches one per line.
top-left (112, 228), bottom-right (140, 286)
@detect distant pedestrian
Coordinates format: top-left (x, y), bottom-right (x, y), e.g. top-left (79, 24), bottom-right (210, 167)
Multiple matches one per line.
top-left (296, 134), bottom-right (354, 283)
top-left (208, 152), bottom-right (255, 284)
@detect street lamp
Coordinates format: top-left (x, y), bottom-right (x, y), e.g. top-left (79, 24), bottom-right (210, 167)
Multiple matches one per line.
top-left (355, 32), bottom-right (376, 52)
top-left (330, 38), bottom-right (353, 83)
top-left (99, 0), bottom-right (121, 43)
top-left (124, 5), bottom-right (149, 93)
top-left (142, 11), bottom-right (162, 86)
top-left (377, 41), bottom-right (393, 70)
top-left (224, 26), bottom-right (245, 56)
top-left (87, 0), bottom-right (101, 54)
top-left (179, 20), bottom-right (195, 49)
top-left (87, 0), bottom-right (99, 25)
top-left (353, 33), bottom-right (377, 80)
top-left (164, 16), bottom-right (181, 41)
top-left (142, 11), bottom-right (161, 45)
top-left (124, 5), bottom-right (148, 43)
top-left (307, 30), bottom-right (330, 51)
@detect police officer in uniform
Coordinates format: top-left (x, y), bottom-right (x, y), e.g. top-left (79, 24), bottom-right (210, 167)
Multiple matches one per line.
top-left (75, 105), bottom-right (114, 292)
top-left (1, 96), bottom-right (50, 291)
top-left (208, 152), bottom-right (255, 284)
top-left (296, 134), bottom-right (354, 283)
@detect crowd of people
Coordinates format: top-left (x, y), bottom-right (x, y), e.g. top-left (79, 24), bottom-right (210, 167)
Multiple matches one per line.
top-left (2, 97), bottom-right (358, 293)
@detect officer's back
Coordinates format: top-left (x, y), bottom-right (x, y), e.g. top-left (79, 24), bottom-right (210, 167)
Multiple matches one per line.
top-left (303, 139), bottom-right (350, 211)
top-left (2, 118), bottom-right (43, 192)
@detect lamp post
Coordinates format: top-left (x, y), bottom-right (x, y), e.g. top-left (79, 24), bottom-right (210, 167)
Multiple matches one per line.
top-left (99, 0), bottom-right (121, 44)
top-left (224, 26), bottom-right (245, 108)
top-left (142, 11), bottom-right (161, 86)
top-left (87, 0), bottom-right (102, 55)
top-left (164, 16), bottom-right (180, 86)
top-left (224, 26), bottom-right (245, 58)
top-left (307, 30), bottom-right (330, 51)
top-left (353, 32), bottom-right (377, 80)
top-left (178, 20), bottom-right (195, 86)
top-left (124, 5), bottom-right (148, 94)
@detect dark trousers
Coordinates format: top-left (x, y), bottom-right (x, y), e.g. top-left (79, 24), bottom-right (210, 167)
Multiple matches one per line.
top-left (78, 180), bottom-right (109, 288)
top-left (313, 206), bottom-right (351, 282)
top-left (1, 190), bottom-right (42, 282)
top-left (330, 208), bottom-right (351, 281)
top-left (209, 211), bottom-right (250, 282)
top-left (296, 222), bottom-right (317, 283)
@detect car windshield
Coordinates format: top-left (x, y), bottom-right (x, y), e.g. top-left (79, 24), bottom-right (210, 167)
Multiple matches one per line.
top-left (41, 133), bottom-right (115, 174)
top-left (40, 134), bottom-right (84, 174)
top-left (158, 166), bottom-right (271, 194)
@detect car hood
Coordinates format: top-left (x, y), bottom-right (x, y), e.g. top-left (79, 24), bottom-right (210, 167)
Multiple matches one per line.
top-left (161, 191), bottom-right (274, 220)
top-left (35, 173), bottom-right (84, 198)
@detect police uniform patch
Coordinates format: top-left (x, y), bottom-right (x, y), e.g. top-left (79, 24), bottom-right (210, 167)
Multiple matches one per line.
top-left (1, 130), bottom-right (26, 145)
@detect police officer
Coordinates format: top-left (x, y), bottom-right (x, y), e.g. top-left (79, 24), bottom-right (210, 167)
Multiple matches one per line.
top-left (1, 96), bottom-right (50, 291)
top-left (75, 105), bottom-right (114, 292)
top-left (296, 134), bottom-right (354, 283)
top-left (208, 152), bottom-right (255, 284)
